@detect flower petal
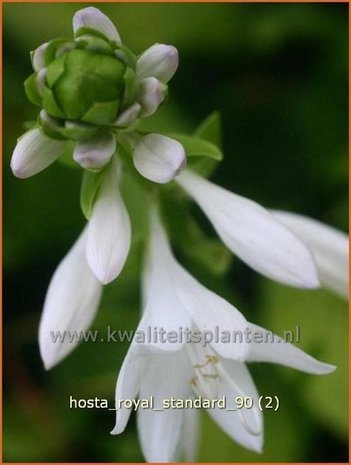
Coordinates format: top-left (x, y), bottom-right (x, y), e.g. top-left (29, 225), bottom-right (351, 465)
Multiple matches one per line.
top-left (208, 360), bottom-right (263, 453)
top-left (113, 102), bottom-right (141, 127)
top-left (139, 210), bottom-right (192, 351)
top-left (39, 228), bottom-right (102, 370)
top-left (73, 131), bottom-right (116, 170)
top-left (73, 7), bottom-right (121, 42)
top-left (272, 211), bottom-right (349, 299)
top-left (111, 347), bottom-right (145, 435)
top-left (137, 44), bottom-right (179, 83)
top-left (181, 409), bottom-right (200, 462)
top-left (137, 77), bottom-right (166, 117)
top-left (11, 128), bottom-right (65, 178)
top-left (137, 350), bottom-right (192, 462)
top-left (32, 42), bottom-right (48, 71)
top-left (86, 159), bottom-right (131, 284)
top-left (133, 134), bottom-right (186, 183)
top-left (177, 170), bottom-right (320, 289)
top-left (246, 323), bottom-right (336, 374)
top-left (149, 209), bottom-right (250, 360)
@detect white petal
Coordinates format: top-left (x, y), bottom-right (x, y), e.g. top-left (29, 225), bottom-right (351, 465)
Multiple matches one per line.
top-left (181, 409), bottom-right (200, 462)
top-left (139, 212), bottom-right (192, 351)
top-left (137, 44), bottom-right (179, 83)
top-left (113, 102), bottom-right (141, 127)
top-left (173, 264), bottom-right (250, 361)
top-left (149, 209), bottom-right (250, 360)
top-left (11, 128), bottom-right (65, 178)
top-left (246, 323), bottom-right (336, 374)
top-left (73, 131), bottom-right (116, 170)
top-left (133, 134), bottom-right (186, 183)
top-left (208, 360), bottom-right (263, 453)
top-left (177, 170), bottom-right (320, 289)
top-left (272, 211), bottom-right (349, 299)
top-left (39, 228), bottom-right (102, 370)
top-left (137, 350), bottom-right (192, 462)
top-left (111, 347), bottom-right (145, 435)
top-left (73, 7), bottom-right (121, 42)
top-left (32, 42), bottom-right (48, 71)
top-left (86, 159), bottom-right (131, 284)
top-left (137, 77), bottom-right (166, 117)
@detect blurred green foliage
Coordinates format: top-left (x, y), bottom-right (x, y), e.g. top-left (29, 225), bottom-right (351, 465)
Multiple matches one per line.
top-left (4, 3), bottom-right (348, 462)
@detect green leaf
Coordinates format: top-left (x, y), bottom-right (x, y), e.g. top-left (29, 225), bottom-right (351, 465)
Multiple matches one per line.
top-left (74, 26), bottom-right (111, 42)
top-left (81, 100), bottom-right (120, 125)
top-left (57, 141), bottom-right (77, 168)
top-left (80, 168), bottom-right (106, 219)
top-left (194, 111), bottom-right (222, 148)
top-left (24, 73), bottom-right (42, 107)
top-left (43, 38), bottom-right (74, 66)
top-left (165, 133), bottom-right (223, 161)
top-left (42, 87), bottom-right (65, 118)
top-left (46, 53), bottom-right (67, 87)
top-left (122, 67), bottom-right (138, 108)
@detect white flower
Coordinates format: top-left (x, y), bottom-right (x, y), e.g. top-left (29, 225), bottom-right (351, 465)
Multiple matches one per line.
top-left (136, 207), bottom-right (250, 359)
top-left (176, 169), bottom-right (320, 289)
top-left (11, 128), bottom-right (65, 179)
top-left (132, 134), bottom-right (186, 184)
top-left (73, 7), bottom-right (121, 42)
top-left (111, 209), bottom-right (334, 461)
top-left (73, 131), bottom-right (116, 170)
top-left (136, 44), bottom-right (179, 83)
top-left (137, 77), bottom-right (166, 117)
top-left (272, 211), bottom-right (349, 299)
top-left (39, 227), bottom-right (102, 370)
top-left (86, 158), bottom-right (131, 284)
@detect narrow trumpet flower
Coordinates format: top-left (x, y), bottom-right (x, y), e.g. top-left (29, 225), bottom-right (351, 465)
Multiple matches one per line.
top-left (86, 158), bottom-right (131, 284)
top-left (39, 228), bottom-right (102, 369)
top-left (272, 211), bottom-right (349, 299)
top-left (112, 209), bottom-right (335, 462)
top-left (176, 169), bottom-right (320, 289)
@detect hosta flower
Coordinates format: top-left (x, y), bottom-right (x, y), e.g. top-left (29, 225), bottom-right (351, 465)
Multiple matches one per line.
top-left (39, 227), bottom-right (103, 369)
top-left (272, 211), bottom-right (349, 299)
top-left (10, 7), bottom-right (347, 461)
top-left (176, 169), bottom-right (320, 288)
top-left (111, 209), bottom-right (335, 462)
top-left (10, 7), bottom-right (186, 179)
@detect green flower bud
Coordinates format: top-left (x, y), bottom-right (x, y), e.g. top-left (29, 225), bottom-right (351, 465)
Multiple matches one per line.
top-left (22, 8), bottom-right (180, 150)
top-left (25, 33), bottom-right (140, 139)
top-left (46, 48), bottom-right (124, 123)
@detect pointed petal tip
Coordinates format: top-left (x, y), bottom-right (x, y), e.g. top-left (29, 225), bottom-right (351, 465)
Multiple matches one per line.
top-left (315, 362), bottom-right (337, 375)
top-left (110, 423), bottom-right (124, 435)
top-left (89, 265), bottom-right (117, 285)
top-left (43, 359), bottom-right (55, 371)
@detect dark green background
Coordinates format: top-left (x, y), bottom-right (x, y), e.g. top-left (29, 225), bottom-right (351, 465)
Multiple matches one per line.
top-left (3, 3), bottom-right (348, 462)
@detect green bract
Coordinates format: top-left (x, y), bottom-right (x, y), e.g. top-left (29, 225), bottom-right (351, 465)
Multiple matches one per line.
top-left (25, 33), bottom-right (138, 141)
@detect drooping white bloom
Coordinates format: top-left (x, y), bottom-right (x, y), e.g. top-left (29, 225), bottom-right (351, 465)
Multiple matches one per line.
top-left (86, 158), bottom-right (131, 284)
top-left (111, 209), bottom-right (334, 461)
top-left (11, 128), bottom-right (65, 179)
top-left (272, 211), bottom-right (349, 299)
top-left (137, 44), bottom-right (179, 83)
top-left (39, 228), bottom-right (103, 370)
top-left (133, 134), bottom-right (186, 184)
top-left (73, 7), bottom-right (121, 42)
top-left (73, 131), bottom-right (116, 170)
top-left (176, 169), bottom-right (320, 289)
top-left (137, 207), bottom-right (250, 359)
